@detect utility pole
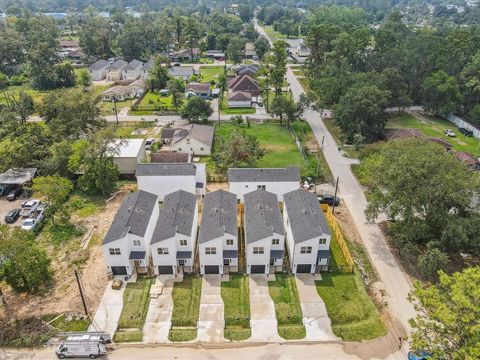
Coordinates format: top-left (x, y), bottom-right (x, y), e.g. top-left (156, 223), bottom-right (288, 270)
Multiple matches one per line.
top-left (113, 96), bottom-right (119, 125)
top-left (74, 268), bottom-right (89, 316)
top-left (332, 176), bottom-right (339, 214)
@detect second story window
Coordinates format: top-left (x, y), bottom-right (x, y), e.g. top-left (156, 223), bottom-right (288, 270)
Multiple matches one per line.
top-left (226, 239), bottom-right (234, 246)
top-left (133, 239), bottom-right (141, 247)
top-left (205, 247), bottom-right (216, 255)
top-left (180, 239), bottom-right (187, 246)
top-left (253, 247), bottom-right (264, 254)
top-left (157, 248), bottom-right (169, 255)
top-left (319, 238), bottom-right (327, 245)
top-left (300, 246), bottom-right (312, 254)
top-left (257, 185), bottom-right (266, 190)
top-left (109, 248), bottom-right (121, 255)
top-left (272, 239), bottom-right (279, 245)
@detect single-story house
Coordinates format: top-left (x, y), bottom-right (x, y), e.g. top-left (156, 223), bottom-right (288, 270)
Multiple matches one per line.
top-left (283, 189), bottom-right (332, 274)
top-left (244, 189), bottom-right (286, 274)
top-left (168, 66), bottom-right (197, 80)
top-left (170, 48), bottom-right (200, 62)
top-left (122, 59), bottom-right (144, 81)
top-left (205, 50), bottom-right (225, 61)
top-left (89, 60), bottom-right (109, 81)
top-left (163, 124), bottom-right (214, 156)
top-left (198, 189), bottom-right (238, 275)
top-left (228, 91), bottom-right (252, 108)
top-left (150, 190), bottom-right (198, 275)
top-left (229, 75), bottom-right (261, 96)
top-left (101, 79), bottom-right (146, 102)
top-left (111, 138), bottom-right (146, 175)
top-left (228, 166), bottom-right (301, 201)
top-left (235, 64), bottom-right (259, 77)
top-left (136, 162), bottom-right (206, 200)
top-left (244, 42), bottom-right (257, 60)
top-left (0, 168), bottom-right (36, 194)
top-left (185, 83), bottom-right (211, 99)
top-left (141, 59), bottom-right (154, 80)
top-left (102, 190), bottom-right (159, 276)
top-left (106, 59), bottom-right (128, 81)
top-left (150, 152), bottom-right (191, 163)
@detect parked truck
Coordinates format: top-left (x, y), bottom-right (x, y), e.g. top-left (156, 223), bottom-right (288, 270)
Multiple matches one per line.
top-left (55, 332), bottom-right (111, 359)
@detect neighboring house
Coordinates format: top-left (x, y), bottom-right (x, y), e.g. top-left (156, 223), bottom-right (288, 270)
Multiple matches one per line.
top-left (283, 189), bottom-right (332, 274)
top-left (297, 42), bottom-right (311, 57)
top-left (168, 66), bottom-right (197, 80)
top-left (228, 75), bottom-right (261, 96)
top-left (122, 59), bottom-right (144, 80)
top-left (170, 48), bottom-right (200, 62)
top-left (244, 189), bottom-right (286, 274)
top-left (101, 80), bottom-right (146, 102)
top-left (59, 39), bottom-right (80, 50)
top-left (235, 64), bottom-right (259, 77)
top-left (244, 42), bottom-right (257, 60)
top-left (136, 163), bottom-right (206, 200)
top-left (150, 152), bottom-right (191, 163)
top-left (112, 138), bottom-right (146, 175)
top-left (163, 124), bottom-right (214, 156)
top-left (185, 83), bottom-right (211, 99)
top-left (228, 91), bottom-right (252, 108)
top-left (102, 190), bottom-right (159, 276)
top-left (106, 59), bottom-right (128, 81)
top-left (205, 50), bottom-right (225, 60)
top-left (198, 190), bottom-right (238, 275)
top-left (89, 60), bottom-right (109, 81)
top-left (228, 166), bottom-right (301, 201)
top-left (141, 59), bottom-right (154, 80)
top-left (150, 190), bottom-right (198, 275)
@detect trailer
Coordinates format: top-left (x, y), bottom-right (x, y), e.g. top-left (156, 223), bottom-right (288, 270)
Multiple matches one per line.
top-left (55, 332), bottom-right (111, 359)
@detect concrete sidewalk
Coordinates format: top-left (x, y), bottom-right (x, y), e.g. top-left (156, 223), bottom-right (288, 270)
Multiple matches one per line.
top-left (197, 275), bottom-right (225, 342)
top-left (248, 275), bottom-right (282, 342)
top-left (294, 274), bottom-right (338, 341)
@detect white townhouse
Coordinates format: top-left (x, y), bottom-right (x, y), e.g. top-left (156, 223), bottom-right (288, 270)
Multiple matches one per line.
top-left (244, 189), bottom-right (286, 274)
top-left (88, 59), bottom-right (109, 81)
top-left (228, 166), bottom-right (301, 201)
top-left (102, 190), bottom-right (159, 276)
top-left (112, 138), bottom-right (146, 175)
top-left (150, 190), bottom-right (198, 275)
top-left (106, 59), bottom-right (128, 81)
top-left (136, 163), bottom-right (206, 200)
top-left (163, 124), bottom-right (214, 156)
top-left (283, 189), bottom-right (332, 274)
top-left (198, 190), bottom-right (238, 275)
top-left (140, 59), bottom-right (154, 80)
top-left (122, 59), bottom-right (144, 81)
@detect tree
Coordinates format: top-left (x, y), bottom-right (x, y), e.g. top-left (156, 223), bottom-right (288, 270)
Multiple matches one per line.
top-left (54, 61), bottom-right (76, 88)
top-left (0, 225), bottom-right (51, 293)
top-left (10, 91), bottom-right (34, 122)
top-left (181, 97), bottom-right (213, 124)
top-left (254, 36), bottom-right (271, 61)
top-left (79, 11), bottom-right (114, 59)
top-left (408, 267), bottom-right (480, 359)
top-left (271, 95), bottom-right (299, 128)
top-left (77, 68), bottom-right (92, 89)
top-left (226, 36), bottom-right (245, 65)
top-left (167, 79), bottom-right (185, 111)
top-left (335, 85), bottom-right (389, 142)
top-left (270, 41), bottom-right (288, 97)
top-left (147, 56), bottom-right (170, 91)
top-left (422, 71), bottom-right (462, 115)
top-left (417, 247), bottom-right (449, 280)
top-left (32, 176), bottom-right (73, 225)
top-left (213, 128), bottom-right (265, 172)
top-left (0, 72), bottom-right (8, 90)
top-left (461, 51), bottom-right (480, 111)
top-left (183, 17), bottom-right (201, 60)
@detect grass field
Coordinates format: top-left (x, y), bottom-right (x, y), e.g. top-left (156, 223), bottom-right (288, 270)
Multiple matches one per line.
top-left (139, 91), bottom-right (174, 107)
top-left (262, 25), bottom-right (288, 43)
top-left (199, 66), bottom-right (224, 83)
top-left (221, 107), bottom-right (256, 115)
top-left (169, 275), bottom-right (202, 342)
top-left (117, 277), bottom-right (153, 330)
top-left (268, 274), bottom-right (306, 340)
top-left (41, 314), bottom-right (90, 332)
top-left (221, 274), bottom-right (251, 341)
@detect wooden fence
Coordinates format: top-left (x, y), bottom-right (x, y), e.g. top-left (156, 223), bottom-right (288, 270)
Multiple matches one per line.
top-left (320, 204), bottom-right (355, 273)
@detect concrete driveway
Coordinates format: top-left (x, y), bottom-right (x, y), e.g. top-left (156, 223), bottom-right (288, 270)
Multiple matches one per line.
top-left (143, 276), bottom-right (175, 344)
top-left (197, 275), bottom-right (225, 342)
top-left (294, 274), bottom-right (338, 341)
top-left (248, 275), bottom-right (282, 342)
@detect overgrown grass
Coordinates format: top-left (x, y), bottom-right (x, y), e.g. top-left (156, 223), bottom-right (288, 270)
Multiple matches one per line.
top-left (69, 195), bottom-right (104, 218)
top-left (221, 274), bottom-right (251, 341)
top-left (117, 277), bottom-right (153, 329)
top-left (45, 223), bottom-right (85, 246)
top-left (42, 314), bottom-right (90, 332)
top-left (268, 274), bottom-right (305, 340)
top-left (199, 66), bottom-right (224, 83)
top-left (0, 318), bottom-right (58, 348)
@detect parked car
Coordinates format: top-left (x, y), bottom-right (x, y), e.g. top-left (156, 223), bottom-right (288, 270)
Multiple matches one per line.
top-left (20, 199), bottom-right (40, 218)
top-left (408, 350), bottom-right (432, 360)
top-left (0, 184), bottom-right (16, 196)
top-left (458, 127), bottom-right (473, 136)
top-left (37, 202), bottom-right (49, 213)
top-left (444, 129), bottom-right (456, 137)
top-left (145, 138), bottom-right (155, 150)
top-left (318, 193), bottom-right (340, 206)
top-left (21, 211), bottom-right (44, 231)
top-left (4, 208), bottom-right (21, 223)
top-left (6, 187), bottom-right (23, 201)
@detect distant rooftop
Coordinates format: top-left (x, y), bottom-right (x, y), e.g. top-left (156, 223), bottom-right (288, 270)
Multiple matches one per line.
top-left (228, 166), bottom-right (300, 183)
top-left (112, 139), bottom-right (145, 158)
top-left (198, 190), bottom-right (237, 244)
top-left (136, 163), bottom-right (197, 177)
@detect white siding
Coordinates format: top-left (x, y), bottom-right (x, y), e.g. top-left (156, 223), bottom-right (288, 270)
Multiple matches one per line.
top-left (113, 157), bottom-right (139, 175)
top-left (90, 68), bottom-right (107, 81)
top-left (172, 137), bottom-right (211, 156)
top-left (199, 237), bottom-right (224, 275)
top-left (123, 68), bottom-right (141, 80)
top-left (230, 181), bottom-right (299, 201)
top-left (151, 236), bottom-right (178, 274)
top-left (136, 175), bottom-right (196, 201)
top-left (102, 237), bottom-right (132, 274)
top-left (228, 100), bottom-right (251, 108)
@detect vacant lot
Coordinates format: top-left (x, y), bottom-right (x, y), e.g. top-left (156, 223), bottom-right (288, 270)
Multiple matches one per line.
top-left (262, 25), bottom-right (288, 43)
top-left (268, 274), bottom-right (306, 340)
top-left (199, 66), bottom-right (224, 83)
top-left (169, 275), bottom-right (202, 341)
top-left (221, 274), bottom-right (251, 340)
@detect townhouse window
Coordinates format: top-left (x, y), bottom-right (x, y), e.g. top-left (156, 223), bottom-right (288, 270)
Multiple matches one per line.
top-left (133, 239), bottom-right (141, 247)
top-left (319, 238), bottom-right (327, 245)
top-left (224, 258), bottom-right (230, 265)
top-left (180, 239), bottom-right (187, 246)
top-left (200, 147), bottom-right (204, 151)
top-left (257, 185), bottom-right (266, 190)
top-left (253, 247), bottom-right (264, 254)
top-left (270, 258), bottom-right (275, 266)
top-left (272, 238), bottom-right (279, 245)
top-left (205, 247), bottom-right (216, 255)
top-left (178, 259), bottom-right (186, 266)
top-left (226, 239), bottom-right (234, 246)
top-left (178, 148), bottom-right (182, 151)
top-left (109, 248), bottom-right (121, 255)
top-left (300, 246), bottom-right (312, 254)
top-left (157, 248), bottom-right (169, 255)
top-left (186, 139), bottom-right (190, 144)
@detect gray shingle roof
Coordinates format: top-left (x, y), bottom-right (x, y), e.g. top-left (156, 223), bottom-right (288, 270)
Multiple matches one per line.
top-left (89, 59), bottom-right (109, 71)
top-left (136, 163), bottom-right (197, 176)
top-left (198, 190), bottom-right (237, 244)
top-left (125, 59), bottom-right (143, 70)
top-left (151, 190), bottom-right (196, 244)
top-left (168, 66), bottom-right (195, 77)
top-left (283, 189), bottom-right (331, 243)
top-left (228, 166), bottom-right (300, 183)
top-left (317, 250), bottom-right (331, 259)
top-left (172, 124), bottom-right (214, 147)
top-left (102, 190), bottom-right (158, 244)
top-left (107, 59), bottom-right (128, 70)
top-left (141, 59), bottom-right (154, 71)
top-left (129, 251), bottom-right (146, 260)
top-left (244, 189), bottom-right (285, 244)
top-left (270, 250), bottom-right (284, 259)
top-left (177, 251), bottom-right (192, 259)
top-left (223, 250), bottom-right (238, 258)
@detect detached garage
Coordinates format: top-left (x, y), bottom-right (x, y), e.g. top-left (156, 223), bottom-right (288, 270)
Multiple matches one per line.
top-left (111, 138), bottom-right (146, 176)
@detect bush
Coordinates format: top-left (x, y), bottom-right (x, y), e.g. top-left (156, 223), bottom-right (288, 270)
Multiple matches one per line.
top-left (0, 318), bottom-right (58, 347)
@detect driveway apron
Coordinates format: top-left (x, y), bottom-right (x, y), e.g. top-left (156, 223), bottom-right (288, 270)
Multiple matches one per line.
top-left (197, 275), bottom-right (225, 342)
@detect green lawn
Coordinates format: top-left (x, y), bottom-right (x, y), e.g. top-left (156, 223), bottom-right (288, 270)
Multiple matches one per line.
top-left (262, 25), bottom-right (288, 43)
top-left (221, 107), bottom-right (256, 115)
top-left (268, 274), bottom-right (306, 340)
top-left (41, 314), bottom-right (90, 332)
top-left (169, 275), bottom-right (202, 342)
top-left (117, 277), bottom-right (153, 330)
top-left (111, 122), bottom-right (156, 139)
top-left (387, 114), bottom-right (480, 155)
top-left (221, 274), bottom-right (251, 341)
top-left (139, 91), bottom-right (174, 107)
top-left (199, 66), bottom-right (224, 83)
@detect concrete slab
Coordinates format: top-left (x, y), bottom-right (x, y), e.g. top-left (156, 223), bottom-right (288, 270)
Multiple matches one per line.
top-left (197, 276), bottom-right (225, 342)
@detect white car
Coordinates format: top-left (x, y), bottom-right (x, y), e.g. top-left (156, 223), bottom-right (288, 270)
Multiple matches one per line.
top-left (21, 211), bottom-right (44, 231)
top-left (20, 199), bottom-right (40, 218)
top-left (444, 129), bottom-right (456, 137)
top-left (145, 138), bottom-right (155, 150)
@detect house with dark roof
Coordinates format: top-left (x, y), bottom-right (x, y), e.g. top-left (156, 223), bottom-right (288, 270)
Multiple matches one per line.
top-left (136, 162), bottom-right (206, 200)
top-left (168, 66), bottom-right (197, 80)
top-left (185, 83), bottom-right (211, 99)
top-left (198, 190), bottom-right (238, 275)
top-left (163, 124), bottom-right (214, 156)
top-left (170, 48), bottom-right (200, 62)
top-left (150, 190), bottom-right (198, 275)
top-left (283, 189), bottom-right (332, 273)
top-left (102, 190), bottom-right (159, 276)
top-left (140, 59), bottom-right (154, 80)
top-left (89, 60), bottom-right (109, 81)
top-left (150, 152), bottom-right (191, 163)
top-left (228, 91), bottom-right (252, 108)
top-left (106, 59), bottom-right (128, 81)
top-left (244, 189), bottom-right (285, 274)
top-left (235, 64), bottom-right (259, 77)
top-left (122, 59), bottom-right (144, 80)
top-left (228, 75), bottom-right (260, 96)
top-left (228, 166), bottom-right (300, 201)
